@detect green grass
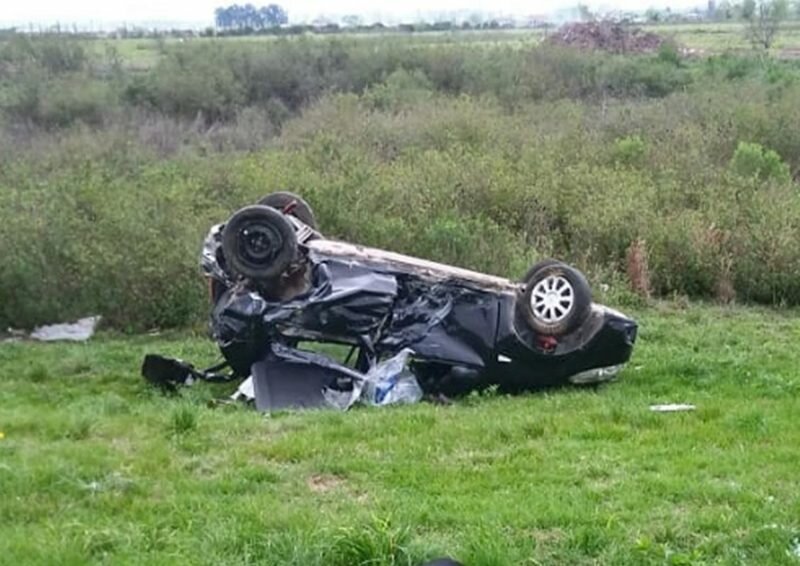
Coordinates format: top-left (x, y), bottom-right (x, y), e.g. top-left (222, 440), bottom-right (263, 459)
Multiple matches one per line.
top-left (2, 303), bottom-right (800, 564)
top-left (649, 21), bottom-right (800, 52)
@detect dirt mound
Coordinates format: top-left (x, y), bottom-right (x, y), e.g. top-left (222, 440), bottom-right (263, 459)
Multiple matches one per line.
top-left (547, 21), bottom-right (668, 54)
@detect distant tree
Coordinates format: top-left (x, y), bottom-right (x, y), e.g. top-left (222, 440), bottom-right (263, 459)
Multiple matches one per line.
top-left (715, 0), bottom-right (735, 19)
top-left (467, 12), bottom-right (484, 27)
top-left (214, 7), bottom-right (232, 29)
top-left (577, 4), bottom-right (595, 21)
top-left (745, 0), bottom-right (789, 49)
top-left (740, 0), bottom-right (757, 19)
top-left (261, 4), bottom-right (288, 26)
top-left (214, 3), bottom-right (286, 31)
top-left (645, 8), bottom-right (662, 22)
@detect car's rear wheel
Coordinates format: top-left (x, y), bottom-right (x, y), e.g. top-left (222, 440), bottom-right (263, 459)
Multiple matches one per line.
top-left (221, 205), bottom-right (297, 280)
top-left (258, 191), bottom-right (317, 230)
top-left (519, 261), bottom-right (591, 336)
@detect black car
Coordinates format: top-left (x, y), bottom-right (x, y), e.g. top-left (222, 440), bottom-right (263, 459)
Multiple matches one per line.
top-left (165, 191), bottom-right (638, 411)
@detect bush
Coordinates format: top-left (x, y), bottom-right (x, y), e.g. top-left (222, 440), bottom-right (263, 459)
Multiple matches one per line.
top-left (0, 34), bottom-right (87, 74)
top-left (612, 135), bottom-right (647, 166)
top-left (363, 68), bottom-right (434, 111)
top-left (126, 47), bottom-right (245, 120)
top-left (3, 73), bottom-right (115, 127)
top-left (600, 57), bottom-right (691, 98)
top-left (729, 141), bottom-right (791, 182)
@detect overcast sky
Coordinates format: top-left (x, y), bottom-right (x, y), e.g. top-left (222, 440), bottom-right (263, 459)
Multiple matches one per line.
top-left (2, 0), bottom-right (705, 28)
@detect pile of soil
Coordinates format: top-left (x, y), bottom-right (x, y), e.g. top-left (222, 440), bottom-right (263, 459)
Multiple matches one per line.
top-left (547, 21), bottom-right (668, 54)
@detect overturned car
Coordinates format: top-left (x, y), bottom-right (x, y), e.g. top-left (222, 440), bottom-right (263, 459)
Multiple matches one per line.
top-left (146, 192), bottom-right (637, 410)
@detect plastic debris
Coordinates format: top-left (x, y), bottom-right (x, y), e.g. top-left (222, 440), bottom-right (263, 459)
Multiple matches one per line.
top-left (30, 316), bottom-right (101, 342)
top-left (649, 404), bottom-right (696, 413)
top-left (230, 376), bottom-right (255, 402)
top-left (361, 349), bottom-right (423, 406)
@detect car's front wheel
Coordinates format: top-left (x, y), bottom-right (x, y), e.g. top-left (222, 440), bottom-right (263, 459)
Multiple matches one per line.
top-left (221, 205), bottom-right (297, 280)
top-left (518, 261), bottom-right (591, 336)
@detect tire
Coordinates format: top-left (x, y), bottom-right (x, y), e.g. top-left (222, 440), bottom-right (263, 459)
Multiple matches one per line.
top-left (221, 205), bottom-right (297, 280)
top-left (258, 191), bottom-right (317, 230)
top-left (519, 258), bottom-right (566, 284)
top-left (519, 262), bottom-right (591, 336)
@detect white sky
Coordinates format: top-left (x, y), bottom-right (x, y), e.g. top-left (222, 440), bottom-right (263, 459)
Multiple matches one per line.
top-left (1, 0), bottom-right (705, 28)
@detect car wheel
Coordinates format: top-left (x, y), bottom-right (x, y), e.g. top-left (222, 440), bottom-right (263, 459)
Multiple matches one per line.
top-left (258, 191), bottom-right (317, 230)
top-left (221, 205), bottom-right (297, 280)
top-left (519, 262), bottom-right (591, 336)
top-left (519, 258), bottom-right (566, 283)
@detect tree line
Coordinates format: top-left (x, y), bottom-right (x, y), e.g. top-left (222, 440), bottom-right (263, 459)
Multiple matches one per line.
top-left (214, 4), bottom-right (288, 30)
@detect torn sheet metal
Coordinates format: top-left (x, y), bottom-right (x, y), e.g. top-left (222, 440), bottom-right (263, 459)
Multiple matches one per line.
top-left (252, 342), bottom-right (365, 411)
top-left (208, 247), bottom-right (637, 400)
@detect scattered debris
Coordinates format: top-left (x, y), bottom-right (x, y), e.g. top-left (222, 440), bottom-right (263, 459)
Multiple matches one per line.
top-left (2, 316), bottom-right (101, 343)
top-left (649, 404), bottom-right (696, 413)
top-left (569, 363), bottom-right (624, 385)
top-left (141, 354), bottom-right (234, 392)
top-left (230, 376), bottom-right (255, 402)
top-left (361, 349), bottom-right (423, 407)
top-left (143, 192), bottom-right (638, 411)
top-left (30, 316), bottom-right (101, 342)
top-left (547, 21), bottom-right (668, 54)
top-left (253, 347), bottom-right (422, 412)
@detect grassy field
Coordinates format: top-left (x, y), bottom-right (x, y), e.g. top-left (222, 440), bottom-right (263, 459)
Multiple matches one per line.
top-left (2, 303), bottom-right (800, 564)
top-left (87, 29), bottom-right (548, 70)
top-left (87, 21), bottom-right (800, 70)
top-left (649, 21), bottom-right (800, 52)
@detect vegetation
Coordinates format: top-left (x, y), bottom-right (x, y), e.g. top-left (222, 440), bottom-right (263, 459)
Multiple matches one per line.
top-left (745, 0), bottom-right (791, 48)
top-left (2, 305), bottom-right (800, 563)
top-left (3, 34), bottom-right (800, 330)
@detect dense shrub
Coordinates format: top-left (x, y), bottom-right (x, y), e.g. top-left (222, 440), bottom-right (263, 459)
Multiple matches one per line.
top-left (612, 135), bottom-right (647, 166)
top-left (125, 47), bottom-right (245, 120)
top-left (0, 34), bottom-right (87, 75)
top-left (729, 141), bottom-right (791, 181)
top-left (1, 36), bottom-right (735, 128)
